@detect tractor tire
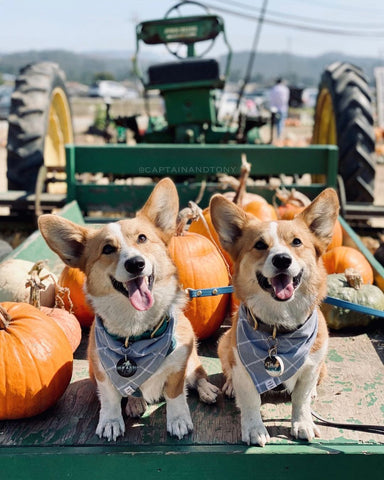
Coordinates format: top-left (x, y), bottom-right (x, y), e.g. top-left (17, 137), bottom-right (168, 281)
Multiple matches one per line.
top-left (7, 62), bottom-right (73, 192)
top-left (312, 62), bottom-right (376, 203)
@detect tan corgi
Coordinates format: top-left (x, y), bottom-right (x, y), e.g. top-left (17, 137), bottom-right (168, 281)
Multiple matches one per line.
top-left (38, 178), bottom-right (218, 441)
top-left (210, 188), bottom-right (339, 446)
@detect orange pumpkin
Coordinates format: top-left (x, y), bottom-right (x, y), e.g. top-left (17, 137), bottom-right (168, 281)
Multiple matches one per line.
top-left (244, 200), bottom-right (278, 221)
top-left (58, 266), bottom-right (94, 327)
top-left (326, 218), bottom-right (343, 252)
top-left (169, 232), bottom-right (230, 339)
top-left (188, 207), bottom-right (233, 272)
top-left (277, 204), bottom-right (305, 220)
top-left (322, 246), bottom-right (373, 284)
top-left (0, 302), bottom-right (73, 419)
top-left (41, 306), bottom-right (82, 353)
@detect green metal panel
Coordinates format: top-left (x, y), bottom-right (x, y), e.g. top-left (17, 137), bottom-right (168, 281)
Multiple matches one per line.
top-left (0, 445), bottom-right (383, 480)
top-left (65, 144), bottom-right (338, 179)
top-left (163, 87), bottom-right (217, 125)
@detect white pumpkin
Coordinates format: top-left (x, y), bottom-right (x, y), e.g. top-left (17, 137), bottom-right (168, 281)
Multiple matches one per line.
top-left (0, 259), bottom-right (57, 306)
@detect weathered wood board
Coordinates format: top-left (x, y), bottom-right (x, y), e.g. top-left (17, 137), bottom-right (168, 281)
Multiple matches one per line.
top-left (1, 330), bottom-right (383, 447)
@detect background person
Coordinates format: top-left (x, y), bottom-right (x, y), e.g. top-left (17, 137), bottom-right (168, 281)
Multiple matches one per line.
top-left (269, 78), bottom-right (290, 139)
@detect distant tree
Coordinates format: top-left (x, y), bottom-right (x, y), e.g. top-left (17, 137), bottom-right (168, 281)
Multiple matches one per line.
top-left (0, 73), bottom-right (3, 85)
top-left (92, 72), bottom-right (115, 82)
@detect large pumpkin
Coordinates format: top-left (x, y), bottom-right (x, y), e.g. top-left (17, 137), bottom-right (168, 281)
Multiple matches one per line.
top-left (0, 302), bottom-right (73, 420)
top-left (188, 207), bottom-right (233, 272)
top-left (58, 266), bottom-right (94, 327)
top-left (322, 246), bottom-right (374, 284)
top-left (169, 232), bottom-right (230, 339)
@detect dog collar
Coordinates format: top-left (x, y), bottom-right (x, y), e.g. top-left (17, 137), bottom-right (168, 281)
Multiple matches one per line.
top-left (94, 313), bottom-right (176, 397)
top-left (237, 303), bottom-right (318, 394)
top-left (243, 305), bottom-right (312, 334)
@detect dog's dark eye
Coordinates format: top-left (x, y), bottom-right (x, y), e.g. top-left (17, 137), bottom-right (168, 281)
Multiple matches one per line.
top-left (137, 234), bottom-right (147, 244)
top-left (292, 238), bottom-right (302, 247)
top-left (102, 244), bottom-right (117, 255)
top-left (254, 240), bottom-right (268, 250)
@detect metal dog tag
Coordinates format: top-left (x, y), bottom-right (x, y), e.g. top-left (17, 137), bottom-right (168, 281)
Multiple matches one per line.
top-left (116, 357), bottom-right (137, 377)
top-left (264, 355), bottom-right (285, 377)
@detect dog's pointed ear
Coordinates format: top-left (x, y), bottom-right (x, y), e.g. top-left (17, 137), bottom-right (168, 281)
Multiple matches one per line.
top-left (296, 188), bottom-right (340, 252)
top-left (138, 178), bottom-right (179, 241)
top-left (38, 214), bottom-right (90, 270)
top-left (209, 194), bottom-right (249, 259)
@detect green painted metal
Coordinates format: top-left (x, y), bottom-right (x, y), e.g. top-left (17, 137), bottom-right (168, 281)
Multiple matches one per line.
top-left (0, 444), bottom-right (383, 480)
top-left (65, 144), bottom-right (338, 215)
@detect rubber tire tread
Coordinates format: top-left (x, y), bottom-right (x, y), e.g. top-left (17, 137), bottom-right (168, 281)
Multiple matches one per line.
top-left (6, 62), bottom-right (71, 192)
top-left (316, 61), bottom-right (376, 202)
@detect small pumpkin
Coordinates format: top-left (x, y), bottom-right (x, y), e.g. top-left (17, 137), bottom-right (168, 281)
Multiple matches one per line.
top-left (169, 228), bottom-right (230, 340)
top-left (58, 266), bottom-right (94, 327)
top-left (26, 262), bottom-right (82, 353)
top-left (274, 187), bottom-right (311, 220)
top-left (326, 218), bottom-right (343, 252)
top-left (0, 302), bottom-right (73, 419)
top-left (244, 200), bottom-right (278, 221)
top-left (322, 246), bottom-right (374, 285)
top-left (322, 269), bottom-right (384, 329)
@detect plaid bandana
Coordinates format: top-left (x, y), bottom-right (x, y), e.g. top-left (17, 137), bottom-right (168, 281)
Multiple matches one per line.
top-left (237, 304), bottom-right (318, 394)
top-left (94, 313), bottom-right (175, 396)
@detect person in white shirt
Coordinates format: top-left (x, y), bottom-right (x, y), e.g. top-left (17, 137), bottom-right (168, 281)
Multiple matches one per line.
top-left (269, 78), bottom-right (290, 139)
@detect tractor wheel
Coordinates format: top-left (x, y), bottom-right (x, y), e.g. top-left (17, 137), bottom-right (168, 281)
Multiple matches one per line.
top-left (312, 62), bottom-right (376, 203)
top-left (7, 62), bottom-right (73, 192)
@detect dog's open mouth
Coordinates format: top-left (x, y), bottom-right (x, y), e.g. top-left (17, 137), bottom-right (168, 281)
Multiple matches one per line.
top-left (110, 274), bottom-right (154, 311)
top-left (256, 270), bottom-right (303, 301)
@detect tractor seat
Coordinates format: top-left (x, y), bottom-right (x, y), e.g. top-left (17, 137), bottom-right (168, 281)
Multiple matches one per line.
top-left (147, 58), bottom-right (222, 89)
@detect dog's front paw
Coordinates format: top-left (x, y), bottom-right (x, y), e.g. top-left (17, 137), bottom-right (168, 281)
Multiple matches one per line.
top-left (221, 377), bottom-right (235, 398)
top-left (242, 421), bottom-right (270, 447)
top-left (125, 395), bottom-right (148, 417)
top-left (96, 416), bottom-right (125, 441)
top-left (167, 413), bottom-right (193, 439)
top-left (291, 419), bottom-right (320, 441)
top-left (197, 378), bottom-right (220, 404)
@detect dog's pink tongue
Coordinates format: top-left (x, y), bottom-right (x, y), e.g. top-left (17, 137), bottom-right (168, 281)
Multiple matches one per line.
top-left (126, 277), bottom-right (154, 311)
top-left (271, 274), bottom-right (294, 300)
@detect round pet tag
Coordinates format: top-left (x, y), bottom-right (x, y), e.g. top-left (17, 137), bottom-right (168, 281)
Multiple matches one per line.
top-left (264, 355), bottom-right (285, 377)
top-left (116, 357), bottom-right (137, 377)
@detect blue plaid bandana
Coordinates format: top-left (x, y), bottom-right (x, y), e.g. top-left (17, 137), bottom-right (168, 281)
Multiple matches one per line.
top-left (237, 303), bottom-right (318, 394)
top-left (94, 313), bottom-right (175, 396)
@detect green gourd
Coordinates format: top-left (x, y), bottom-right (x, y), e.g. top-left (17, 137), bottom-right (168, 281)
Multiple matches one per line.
top-left (322, 269), bottom-right (384, 330)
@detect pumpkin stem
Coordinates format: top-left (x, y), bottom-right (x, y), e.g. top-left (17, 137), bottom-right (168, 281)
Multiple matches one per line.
top-left (176, 202), bottom-right (202, 236)
top-left (0, 304), bottom-right (11, 330)
top-left (273, 186), bottom-right (311, 212)
top-left (233, 153), bottom-right (251, 206)
top-left (54, 282), bottom-right (74, 313)
top-left (344, 268), bottom-right (363, 290)
top-left (26, 261), bottom-right (50, 309)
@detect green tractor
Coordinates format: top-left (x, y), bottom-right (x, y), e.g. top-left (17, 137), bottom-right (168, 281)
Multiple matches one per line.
top-left (5, 1), bottom-right (377, 210)
top-left (112, 0), bottom-right (269, 146)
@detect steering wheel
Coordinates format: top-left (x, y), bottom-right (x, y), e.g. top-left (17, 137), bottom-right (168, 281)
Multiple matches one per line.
top-left (164, 1), bottom-right (217, 59)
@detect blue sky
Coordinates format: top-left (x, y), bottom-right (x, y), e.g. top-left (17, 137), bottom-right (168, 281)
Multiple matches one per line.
top-left (1, 0), bottom-right (384, 58)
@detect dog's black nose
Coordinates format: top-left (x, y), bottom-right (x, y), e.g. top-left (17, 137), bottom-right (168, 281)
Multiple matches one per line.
top-left (272, 253), bottom-right (292, 270)
top-left (125, 256), bottom-right (145, 274)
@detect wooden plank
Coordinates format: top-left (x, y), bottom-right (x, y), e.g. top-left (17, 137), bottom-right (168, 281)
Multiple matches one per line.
top-left (0, 332), bottom-right (383, 448)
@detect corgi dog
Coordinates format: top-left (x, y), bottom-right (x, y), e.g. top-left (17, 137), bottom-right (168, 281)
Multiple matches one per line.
top-left (38, 178), bottom-right (218, 442)
top-left (210, 188), bottom-right (339, 446)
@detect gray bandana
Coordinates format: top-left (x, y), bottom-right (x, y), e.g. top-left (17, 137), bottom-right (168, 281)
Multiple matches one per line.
top-left (237, 304), bottom-right (318, 394)
top-left (94, 313), bottom-right (175, 396)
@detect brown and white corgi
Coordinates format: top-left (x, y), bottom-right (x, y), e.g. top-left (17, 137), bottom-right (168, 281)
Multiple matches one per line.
top-left (210, 188), bottom-right (339, 446)
top-left (38, 178), bottom-right (218, 441)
